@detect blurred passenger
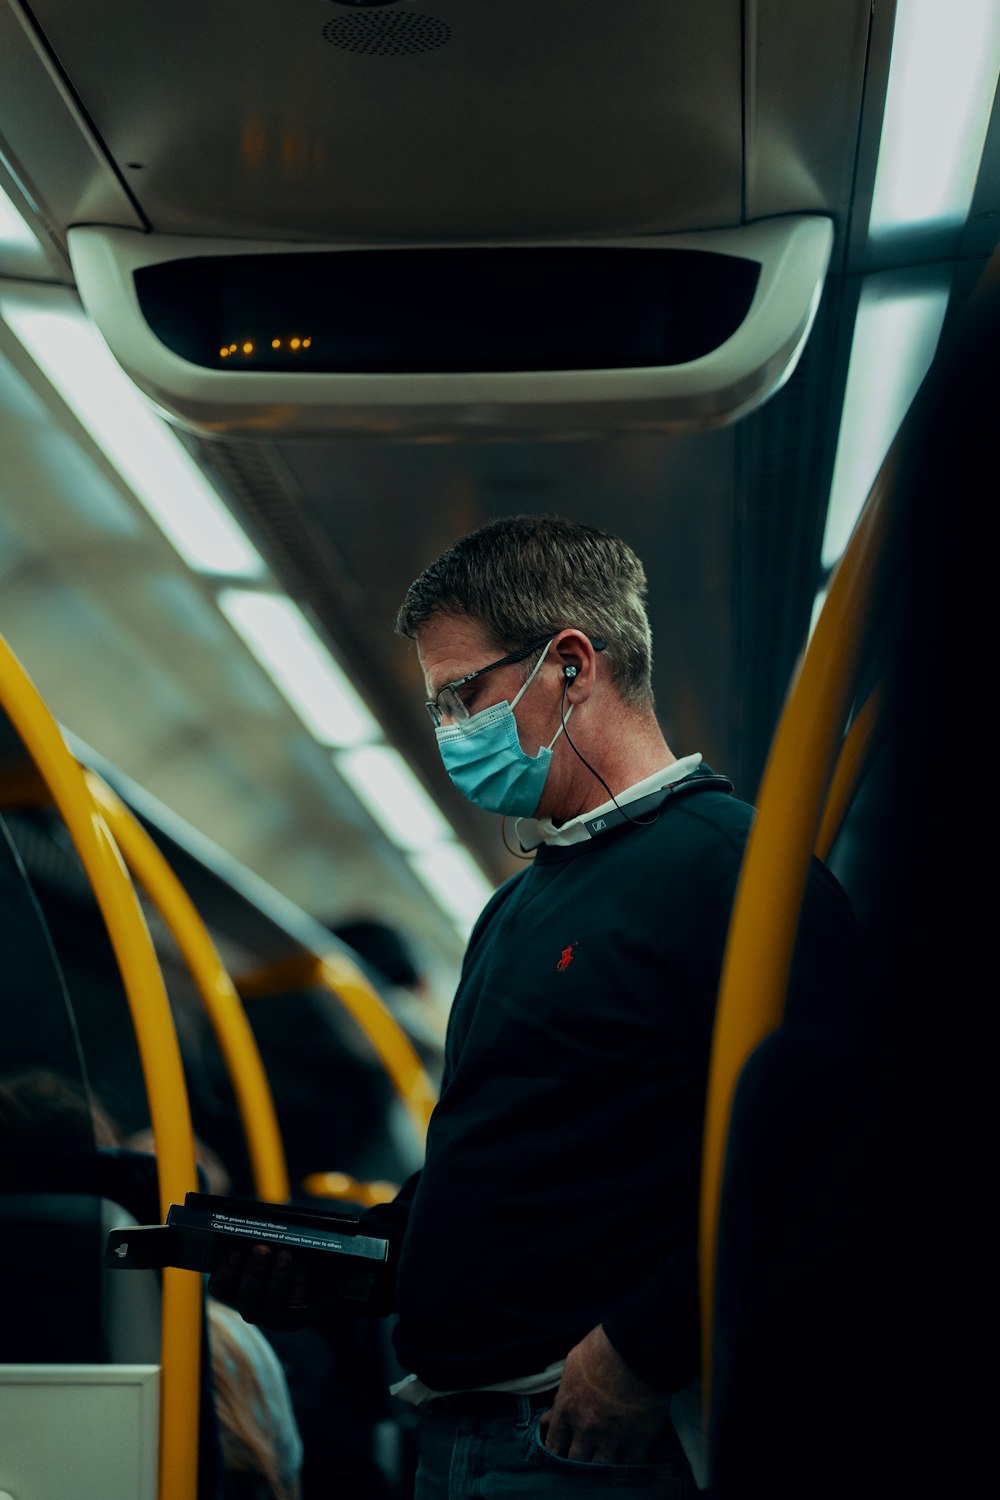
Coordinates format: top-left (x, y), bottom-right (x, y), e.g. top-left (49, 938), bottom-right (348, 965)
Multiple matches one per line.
top-left (331, 915), bottom-right (445, 1074)
top-left (209, 1296), bottom-right (303, 1500)
top-left (0, 1069), bottom-right (303, 1500)
top-left (131, 1117), bottom-right (388, 1498)
top-left (0, 1065), bottom-right (119, 1149)
top-left (332, 917), bottom-right (428, 999)
top-left (123, 1126), bottom-right (304, 1500)
top-left (126, 1122), bottom-right (233, 1197)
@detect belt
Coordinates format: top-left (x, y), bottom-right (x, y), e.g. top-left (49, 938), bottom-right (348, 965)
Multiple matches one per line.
top-left (430, 1388), bottom-right (556, 1416)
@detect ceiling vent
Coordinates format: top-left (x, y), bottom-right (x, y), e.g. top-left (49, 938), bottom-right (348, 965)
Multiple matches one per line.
top-left (322, 12), bottom-right (452, 54)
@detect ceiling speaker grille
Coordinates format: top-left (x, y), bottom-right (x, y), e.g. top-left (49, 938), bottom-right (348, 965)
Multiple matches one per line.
top-left (322, 13), bottom-right (451, 54)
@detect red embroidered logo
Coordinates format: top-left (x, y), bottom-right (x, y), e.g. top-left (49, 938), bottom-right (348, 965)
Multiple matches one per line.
top-left (556, 943), bottom-right (576, 972)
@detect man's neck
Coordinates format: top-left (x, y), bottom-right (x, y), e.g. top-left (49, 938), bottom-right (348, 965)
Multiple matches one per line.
top-left (547, 714), bottom-right (674, 824)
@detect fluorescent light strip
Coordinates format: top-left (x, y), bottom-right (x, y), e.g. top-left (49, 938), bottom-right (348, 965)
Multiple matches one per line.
top-left (0, 184), bottom-right (40, 254)
top-left (408, 844), bottom-right (495, 937)
top-left (807, 587), bottom-right (828, 647)
top-left (219, 589), bottom-right (380, 748)
top-left (821, 278), bottom-right (949, 570)
top-left (335, 743), bottom-right (455, 851)
top-left (869, 0), bottom-right (1000, 236)
top-left (0, 300), bottom-right (265, 578)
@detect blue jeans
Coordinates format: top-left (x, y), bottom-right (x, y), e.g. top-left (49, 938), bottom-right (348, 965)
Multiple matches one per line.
top-left (412, 1396), bottom-right (699, 1498)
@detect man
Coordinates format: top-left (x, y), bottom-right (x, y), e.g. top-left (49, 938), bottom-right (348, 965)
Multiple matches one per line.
top-left (214, 514), bottom-right (864, 1497)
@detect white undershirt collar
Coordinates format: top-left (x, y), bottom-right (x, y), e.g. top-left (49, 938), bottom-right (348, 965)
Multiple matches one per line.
top-left (513, 752), bottom-right (704, 851)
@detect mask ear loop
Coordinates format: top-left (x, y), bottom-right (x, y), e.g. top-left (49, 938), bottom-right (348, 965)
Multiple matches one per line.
top-left (500, 816), bottom-right (536, 860)
top-left (557, 676), bottom-right (661, 829)
top-left (499, 662), bottom-right (659, 858)
top-left (498, 640), bottom-right (558, 861)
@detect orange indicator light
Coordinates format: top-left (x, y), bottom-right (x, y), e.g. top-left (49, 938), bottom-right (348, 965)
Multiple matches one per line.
top-left (219, 347), bottom-right (229, 358)
top-left (229, 344), bottom-right (237, 353)
top-left (303, 338), bottom-right (312, 348)
top-left (272, 338), bottom-right (281, 349)
top-left (242, 342), bottom-right (253, 355)
top-left (290, 337), bottom-right (301, 350)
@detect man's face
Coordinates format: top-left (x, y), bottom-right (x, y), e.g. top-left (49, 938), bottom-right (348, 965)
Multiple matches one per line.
top-left (417, 613), bottom-right (564, 762)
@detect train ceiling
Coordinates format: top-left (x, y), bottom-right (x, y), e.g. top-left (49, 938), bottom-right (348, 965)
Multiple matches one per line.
top-left (1, 0), bottom-right (998, 996)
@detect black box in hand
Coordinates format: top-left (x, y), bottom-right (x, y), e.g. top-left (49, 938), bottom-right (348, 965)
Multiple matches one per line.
top-left (104, 1190), bottom-right (389, 1305)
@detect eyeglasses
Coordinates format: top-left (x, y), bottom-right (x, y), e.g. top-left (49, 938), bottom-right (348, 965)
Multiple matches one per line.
top-left (425, 634), bottom-right (606, 727)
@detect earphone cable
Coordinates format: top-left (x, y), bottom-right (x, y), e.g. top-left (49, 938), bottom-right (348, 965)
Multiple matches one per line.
top-left (559, 677), bottom-right (660, 829)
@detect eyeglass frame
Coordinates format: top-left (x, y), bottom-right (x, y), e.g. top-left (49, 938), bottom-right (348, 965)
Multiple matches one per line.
top-left (424, 633), bottom-right (607, 727)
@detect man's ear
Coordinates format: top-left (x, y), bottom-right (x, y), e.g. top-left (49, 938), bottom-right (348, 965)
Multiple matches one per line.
top-left (553, 631), bottom-right (597, 701)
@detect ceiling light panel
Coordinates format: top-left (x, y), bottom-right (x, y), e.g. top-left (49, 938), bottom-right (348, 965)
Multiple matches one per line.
top-left (335, 744), bottom-right (455, 853)
top-left (218, 589), bottom-right (381, 749)
top-left (821, 272), bottom-right (950, 570)
top-left (0, 183), bottom-right (41, 257)
top-left (408, 844), bottom-right (496, 938)
top-left (869, 0), bottom-right (1000, 241)
top-left (0, 294), bottom-right (266, 577)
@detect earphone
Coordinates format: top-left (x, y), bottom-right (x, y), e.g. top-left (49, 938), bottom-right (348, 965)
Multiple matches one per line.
top-left (563, 665), bottom-right (578, 679)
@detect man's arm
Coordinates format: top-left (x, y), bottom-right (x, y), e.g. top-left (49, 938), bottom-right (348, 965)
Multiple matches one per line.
top-left (208, 1169), bottom-right (421, 1330)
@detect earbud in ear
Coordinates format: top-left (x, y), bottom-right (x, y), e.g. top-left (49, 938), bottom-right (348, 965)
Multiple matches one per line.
top-left (564, 665), bottom-right (578, 679)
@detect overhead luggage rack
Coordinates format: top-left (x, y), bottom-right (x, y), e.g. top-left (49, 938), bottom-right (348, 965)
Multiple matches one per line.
top-left (131, 245), bottom-right (762, 375)
top-left (66, 216), bottom-right (833, 438)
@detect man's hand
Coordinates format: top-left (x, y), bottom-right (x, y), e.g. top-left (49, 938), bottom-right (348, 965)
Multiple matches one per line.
top-left (208, 1243), bottom-right (327, 1331)
top-left (539, 1325), bottom-right (673, 1464)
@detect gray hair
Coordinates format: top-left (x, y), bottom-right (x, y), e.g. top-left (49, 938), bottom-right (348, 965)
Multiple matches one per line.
top-left (395, 514), bottom-right (654, 709)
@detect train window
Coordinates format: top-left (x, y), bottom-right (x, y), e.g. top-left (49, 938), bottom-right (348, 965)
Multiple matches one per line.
top-left (0, 810), bottom-right (99, 1150)
top-left (0, 804), bottom-right (111, 1364)
top-left (1, 803), bottom-right (150, 1143)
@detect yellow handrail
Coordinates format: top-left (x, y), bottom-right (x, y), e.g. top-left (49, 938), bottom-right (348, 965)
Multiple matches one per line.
top-left (0, 763), bottom-right (292, 1202)
top-left (318, 951), bottom-right (438, 1138)
top-left (239, 951), bottom-right (437, 1144)
top-left (300, 1170), bottom-right (400, 1206)
top-left (84, 769), bottom-right (292, 1204)
top-left (698, 454), bottom-right (893, 1405)
top-left (0, 636), bottom-right (201, 1500)
top-left (814, 684), bottom-right (884, 863)
top-left (699, 239), bottom-right (1000, 1426)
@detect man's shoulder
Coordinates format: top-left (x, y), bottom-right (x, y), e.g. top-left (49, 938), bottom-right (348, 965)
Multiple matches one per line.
top-left (635, 778), bottom-right (755, 865)
top-left (671, 783), bottom-right (755, 838)
top-left (463, 866), bottom-right (531, 949)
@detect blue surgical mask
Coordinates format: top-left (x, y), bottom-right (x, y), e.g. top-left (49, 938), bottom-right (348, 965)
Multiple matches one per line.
top-left (434, 644), bottom-right (571, 817)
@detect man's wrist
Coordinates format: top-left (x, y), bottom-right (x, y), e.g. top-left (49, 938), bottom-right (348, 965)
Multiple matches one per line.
top-left (597, 1323), bottom-right (676, 1403)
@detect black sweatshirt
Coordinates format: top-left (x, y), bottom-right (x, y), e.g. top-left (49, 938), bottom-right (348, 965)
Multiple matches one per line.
top-left (363, 772), bottom-right (864, 1395)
